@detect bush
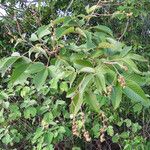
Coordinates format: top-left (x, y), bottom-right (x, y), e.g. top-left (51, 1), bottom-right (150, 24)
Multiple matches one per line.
top-left (0, 1), bottom-right (150, 149)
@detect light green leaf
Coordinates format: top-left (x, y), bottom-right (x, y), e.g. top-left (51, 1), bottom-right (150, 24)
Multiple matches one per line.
top-left (75, 27), bottom-right (86, 37)
top-left (86, 5), bottom-right (101, 14)
top-left (85, 91), bottom-right (100, 112)
top-left (74, 59), bottom-right (93, 67)
top-left (60, 82), bottom-right (68, 92)
top-left (111, 84), bottom-right (122, 109)
top-left (32, 127), bottom-right (44, 144)
top-left (29, 33), bottom-right (38, 41)
top-left (24, 107), bottom-right (37, 119)
top-left (70, 93), bottom-right (83, 115)
top-left (36, 25), bottom-right (50, 39)
top-left (0, 56), bottom-right (20, 76)
top-left (79, 67), bottom-right (95, 73)
top-left (43, 112), bottom-right (53, 124)
top-left (122, 58), bottom-right (141, 74)
top-left (107, 126), bottom-right (114, 136)
top-left (33, 67), bottom-right (48, 90)
top-left (45, 132), bottom-right (54, 144)
top-left (56, 27), bottom-right (74, 39)
top-left (93, 25), bottom-right (113, 36)
top-left (79, 74), bottom-right (93, 93)
top-left (2, 134), bottom-right (12, 145)
top-left (53, 17), bottom-right (65, 25)
top-left (120, 46), bottom-right (132, 57)
top-left (127, 53), bottom-right (147, 62)
top-left (123, 80), bottom-right (149, 107)
top-left (95, 73), bottom-right (106, 93)
top-left (24, 62), bottom-right (45, 74)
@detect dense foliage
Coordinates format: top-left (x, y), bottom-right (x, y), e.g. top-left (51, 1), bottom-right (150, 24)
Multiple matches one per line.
top-left (0, 0), bottom-right (150, 149)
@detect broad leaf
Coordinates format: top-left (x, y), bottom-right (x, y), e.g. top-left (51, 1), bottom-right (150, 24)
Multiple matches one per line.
top-left (24, 62), bottom-right (45, 74)
top-left (85, 91), bottom-right (100, 112)
top-left (123, 80), bottom-right (149, 107)
top-left (29, 33), bottom-right (38, 41)
top-left (111, 84), bottom-right (122, 109)
top-left (10, 62), bottom-right (30, 85)
top-left (122, 58), bottom-right (141, 74)
top-left (33, 67), bottom-right (49, 90)
top-left (74, 59), bottom-right (93, 67)
top-left (70, 93), bottom-right (83, 115)
top-left (95, 73), bottom-right (106, 92)
top-left (79, 67), bottom-right (95, 73)
top-left (0, 56), bottom-right (20, 76)
top-left (127, 53), bottom-right (147, 62)
top-left (79, 74), bottom-right (93, 93)
top-left (56, 27), bottom-right (74, 39)
top-left (93, 25), bottom-right (113, 36)
top-left (36, 25), bottom-right (50, 39)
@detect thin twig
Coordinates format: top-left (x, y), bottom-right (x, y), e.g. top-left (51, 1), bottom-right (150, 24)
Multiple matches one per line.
top-left (118, 18), bottom-right (129, 41)
top-left (65, 0), bottom-right (74, 15)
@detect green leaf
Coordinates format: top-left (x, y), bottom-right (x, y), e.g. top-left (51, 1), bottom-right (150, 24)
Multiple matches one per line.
top-left (24, 62), bottom-right (45, 74)
top-left (91, 50), bottom-right (104, 58)
top-left (95, 73), bottom-right (106, 93)
top-left (85, 91), bottom-right (100, 112)
top-left (45, 132), bottom-right (54, 144)
top-left (74, 59), bottom-right (93, 67)
top-left (123, 80), bottom-right (149, 107)
top-left (111, 84), bottom-right (122, 109)
top-left (107, 126), bottom-right (114, 136)
top-left (66, 87), bottom-right (77, 98)
top-left (2, 134), bottom-right (12, 145)
top-left (70, 93), bottom-right (83, 115)
top-left (120, 132), bottom-right (129, 139)
top-left (24, 107), bottom-right (37, 119)
top-left (60, 82), bottom-right (68, 92)
top-left (0, 56), bottom-right (20, 76)
top-left (29, 33), bottom-right (38, 41)
top-left (86, 5), bottom-right (101, 14)
top-left (50, 78), bottom-right (59, 90)
top-left (133, 103), bottom-right (142, 113)
top-left (53, 17), bottom-right (66, 25)
top-left (0, 91), bottom-right (9, 100)
top-left (32, 127), bottom-right (44, 144)
top-left (98, 42), bottom-right (114, 49)
top-left (122, 58), bottom-right (141, 74)
top-left (79, 67), bottom-right (95, 73)
top-left (75, 27), bottom-right (86, 37)
top-left (70, 75), bottom-right (93, 114)
top-left (10, 62), bottom-right (30, 84)
top-left (33, 67), bottom-right (48, 90)
top-left (56, 27), bottom-right (74, 39)
top-left (124, 119), bottom-right (132, 127)
top-left (120, 46), bottom-right (132, 57)
top-left (127, 53), bottom-right (147, 62)
top-left (43, 112), bottom-right (53, 124)
top-left (93, 25), bottom-right (113, 36)
top-left (79, 74), bottom-right (93, 93)
top-left (85, 31), bottom-right (96, 50)
top-left (36, 25), bottom-right (50, 39)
